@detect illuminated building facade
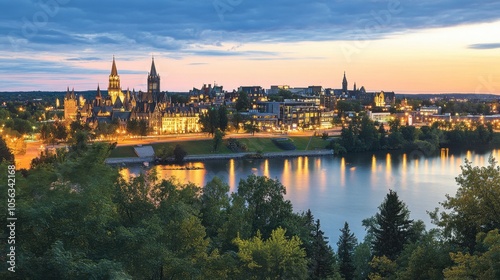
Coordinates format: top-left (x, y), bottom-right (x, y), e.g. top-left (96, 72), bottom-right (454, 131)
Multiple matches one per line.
top-left (161, 106), bottom-right (201, 134)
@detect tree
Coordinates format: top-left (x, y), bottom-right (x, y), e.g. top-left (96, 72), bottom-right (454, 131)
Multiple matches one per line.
top-left (236, 175), bottom-right (293, 237)
top-left (443, 229), bottom-right (500, 279)
top-left (233, 227), bottom-right (308, 279)
top-left (232, 112), bottom-right (244, 132)
top-left (173, 144), bottom-right (187, 164)
top-left (138, 120), bottom-right (148, 136)
top-left (430, 156), bottom-right (500, 252)
top-left (212, 128), bottom-right (225, 152)
top-left (358, 116), bottom-right (380, 151)
top-left (371, 190), bottom-right (414, 260)
top-left (0, 136), bottom-right (14, 163)
top-left (235, 91), bottom-right (250, 112)
top-left (53, 122), bottom-right (68, 141)
top-left (126, 119), bottom-right (139, 135)
top-left (398, 231), bottom-right (453, 280)
top-left (310, 219), bottom-right (338, 279)
top-left (156, 144), bottom-right (173, 162)
top-left (200, 177), bottom-right (230, 248)
top-left (218, 106), bottom-right (228, 131)
top-left (244, 122), bottom-right (260, 136)
top-left (338, 222), bottom-right (358, 280)
top-left (199, 107), bottom-right (220, 136)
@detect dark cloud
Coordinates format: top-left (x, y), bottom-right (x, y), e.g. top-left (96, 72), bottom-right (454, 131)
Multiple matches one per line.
top-left (3, 0), bottom-right (500, 50)
top-left (468, 43), bottom-right (500, 49)
top-left (1, 0), bottom-right (500, 90)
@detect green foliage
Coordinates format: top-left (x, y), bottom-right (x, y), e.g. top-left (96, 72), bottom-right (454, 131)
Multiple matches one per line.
top-left (199, 106), bottom-right (229, 135)
top-left (233, 228), bottom-right (308, 279)
top-left (397, 232), bottom-right (453, 280)
top-left (309, 219), bottom-right (339, 280)
top-left (0, 136), bottom-right (14, 163)
top-left (352, 242), bottom-right (372, 280)
top-left (155, 144), bottom-right (173, 161)
top-left (337, 100), bottom-right (362, 114)
top-left (443, 229), bottom-right (500, 279)
top-left (201, 177), bottom-right (230, 248)
top-left (235, 175), bottom-right (294, 238)
top-left (244, 122), bottom-right (260, 135)
top-left (235, 91), bottom-right (251, 112)
top-left (226, 138), bottom-right (248, 152)
top-left (173, 144), bottom-right (187, 163)
top-left (231, 111), bottom-right (244, 131)
top-left (338, 222), bottom-right (358, 280)
top-left (430, 156), bottom-right (500, 252)
top-left (212, 128), bottom-right (225, 152)
top-left (371, 190), bottom-right (414, 260)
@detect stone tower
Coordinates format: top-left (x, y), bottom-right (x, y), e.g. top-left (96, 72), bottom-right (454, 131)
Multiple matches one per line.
top-left (64, 87), bottom-right (77, 122)
top-left (342, 71), bottom-right (348, 95)
top-left (108, 56), bottom-right (123, 104)
top-left (147, 56), bottom-right (160, 99)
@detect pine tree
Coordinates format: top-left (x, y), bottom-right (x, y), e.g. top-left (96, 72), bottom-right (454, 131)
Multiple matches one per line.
top-left (337, 222), bottom-right (357, 280)
top-left (372, 190), bottom-right (413, 260)
top-left (309, 219), bottom-right (337, 280)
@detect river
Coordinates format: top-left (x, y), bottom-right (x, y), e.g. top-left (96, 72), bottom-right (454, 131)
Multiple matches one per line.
top-left (122, 147), bottom-right (500, 244)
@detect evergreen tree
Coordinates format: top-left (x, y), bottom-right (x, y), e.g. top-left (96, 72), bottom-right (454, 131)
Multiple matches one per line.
top-left (372, 190), bottom-right (413, 260)
top-left (0, 136), bottom-right (14, 163)
top-left (309, 219), bottom-right (337, 279)
top-left (337, 222), bottom-right (358, 280)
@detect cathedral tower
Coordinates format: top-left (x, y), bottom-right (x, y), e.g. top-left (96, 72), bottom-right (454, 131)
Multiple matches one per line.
top-left (342, 71), bottom-right (348, 95)
top-left (108, 56), bottom-right (123, 104)
top-left (64, 87), bottom-right (77, 122)
top-left (147, 56), bottom-right (161, 102)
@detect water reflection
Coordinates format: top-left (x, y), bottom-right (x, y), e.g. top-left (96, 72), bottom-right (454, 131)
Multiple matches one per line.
top-left (371, 155), bottom-right (377, 187)
top-left (125, 148), bottom-right (500, 241)
top-left (385, 153), bottom-right (392, 187)
top-left (340, 157), bottom-right (346, 188)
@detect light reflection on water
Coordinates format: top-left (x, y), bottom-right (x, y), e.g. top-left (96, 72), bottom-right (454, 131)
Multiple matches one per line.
top-left (123, 148), bottom-right (500, 242)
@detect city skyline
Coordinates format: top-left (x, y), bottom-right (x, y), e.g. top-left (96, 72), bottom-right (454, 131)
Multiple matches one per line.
top-left (1, 1), bottom-right (500, 94)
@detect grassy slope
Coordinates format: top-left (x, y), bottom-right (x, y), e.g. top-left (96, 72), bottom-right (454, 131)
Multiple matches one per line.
top-left (108, 136), bottom-right (331, 158)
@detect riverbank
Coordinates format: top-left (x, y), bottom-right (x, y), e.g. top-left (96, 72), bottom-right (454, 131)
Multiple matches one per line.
top-left (105, 149), bottom-right (334, 165)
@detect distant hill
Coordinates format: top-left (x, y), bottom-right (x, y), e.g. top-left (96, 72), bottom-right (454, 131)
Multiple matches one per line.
top-left (398, 93), bottom-right (500, 100)
top-left (0, 91), bottom-right (108, 103)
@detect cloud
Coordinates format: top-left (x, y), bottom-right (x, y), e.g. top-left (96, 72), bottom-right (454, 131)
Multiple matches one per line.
top-left (2, 0), bottom-right (500, 90)
top-left (66, 57), bottom-right (102, 61)
top-left (468, 43), bottom-right (500, 49)
top-left (3, 0), bottom-right (500, 52)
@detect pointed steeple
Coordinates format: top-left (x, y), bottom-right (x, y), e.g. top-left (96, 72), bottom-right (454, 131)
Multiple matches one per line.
top-left (96, 84), bottom-right (102, 98)
top-left (342, 71), bottom-right (348, 94)
top-left (111, 55), bottom-right (118, 76)
top-left (108, 56), bottom-right (122, 104)
top-left (147, 56), bottom-right (160, 98)
top-left (150, 56), bottom-right (157, 77)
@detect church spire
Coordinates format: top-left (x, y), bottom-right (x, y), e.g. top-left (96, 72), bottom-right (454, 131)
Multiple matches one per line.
top-left (111, 55), bottom-right (118, 76)
top-left (150, 56), bottom-right (157, 77)
top-left (342, 71), bottom-right (348, 94)
top-left (96, 84), bottom-right (102, 98)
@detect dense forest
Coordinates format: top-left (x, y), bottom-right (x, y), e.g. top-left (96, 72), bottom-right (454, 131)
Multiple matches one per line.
top-left (1, 132), bottom-right (500, 279)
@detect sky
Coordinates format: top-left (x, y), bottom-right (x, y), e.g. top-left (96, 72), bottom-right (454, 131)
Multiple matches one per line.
top-left (1, 0), bottom-right (500, 94)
